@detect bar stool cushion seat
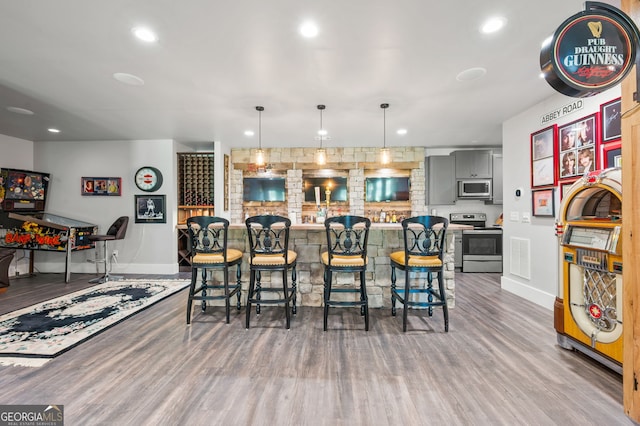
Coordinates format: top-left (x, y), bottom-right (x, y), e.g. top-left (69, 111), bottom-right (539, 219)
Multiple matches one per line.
top-left (321, 251), bottom-right (368, 267)
top-left (249, 250), bottom-right (297, 266)
top-left (390, 251), bottom-right (442, 267)
top-left (192, 249), bottom-right (243, 265)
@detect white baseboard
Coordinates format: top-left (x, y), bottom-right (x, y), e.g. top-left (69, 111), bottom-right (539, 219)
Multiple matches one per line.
top-left (500, 276), bottom-right (555, 311)
top-left (33, 262), bottom-right (180, 276)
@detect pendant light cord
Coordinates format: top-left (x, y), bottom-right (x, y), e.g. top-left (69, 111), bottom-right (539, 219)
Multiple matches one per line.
top-left (256, 106), bottom-right (264, 151)
top-left (381, 103), bottom-right (389, 149)
top-left (320, 108), bottom-right (323, 149)
top-left (317, 104), bottom-right (326, 149)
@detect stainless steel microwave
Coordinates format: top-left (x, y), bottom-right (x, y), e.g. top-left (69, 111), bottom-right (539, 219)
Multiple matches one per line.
top-left (457, 179), bottom-right (492, 199)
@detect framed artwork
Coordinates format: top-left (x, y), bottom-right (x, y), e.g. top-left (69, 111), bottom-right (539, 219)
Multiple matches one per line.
top-left (82, 177), bottom-right (121, 196)
top-left (532, 188), bottom-right (555, 217)
top-left (602, 140), bottom-right (622, 168)
top-left (530, 126), bottom-right (556, 188)
top-left (224, 154), bottom-right (229, 211)
top-left (601, 98), bottom-right (621, 142)
top-left (135, 194), bottom-right (166, 223)
top-left (558, 114), bottom-right (597, 179)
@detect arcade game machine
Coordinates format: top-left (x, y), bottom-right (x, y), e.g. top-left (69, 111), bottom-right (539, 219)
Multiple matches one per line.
top-left (555, 168), bottom-right (622, 373)
top-left (0, 168), bottom-right (98, 282)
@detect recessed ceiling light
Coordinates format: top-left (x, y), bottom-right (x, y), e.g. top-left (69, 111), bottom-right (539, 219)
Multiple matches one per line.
top-left (481, 17), bottom-right (507, 34)
top-left (396, 129), bottom-right (408, 135)
top-left (318, 129), bottom-right (328, 136)
top-left (47, 128), bottom-right (60, 133)
top-left (6, 106), bottom-right (34, 115)
top-left (300, 21), bottom-right (319, 38)
top-left (456, 67), bottom-right (487, 82)
top-left (132, 27), bottom-right (158, 42)
top-left (244, 130), bottom-right (254, 137)
top-left (113, 72), bottom-right (145, 86)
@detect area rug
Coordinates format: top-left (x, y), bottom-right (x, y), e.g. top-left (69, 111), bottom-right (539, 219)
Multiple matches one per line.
top-left (0, 279), bottom-right (189, 367)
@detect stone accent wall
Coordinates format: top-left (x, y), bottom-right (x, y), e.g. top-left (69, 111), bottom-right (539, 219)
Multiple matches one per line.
top-left (230, 146), bottom-right (425, 223)
top-left (349, 168), bottom-right (365, 216)
top-left (411, 167), bottom-right (427, 216)
top-left (287, 169), bottom-right (303, 224)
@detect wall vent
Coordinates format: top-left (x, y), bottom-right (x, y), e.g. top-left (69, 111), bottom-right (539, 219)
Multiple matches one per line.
top-left (510, 237), bottom-right (531, 279)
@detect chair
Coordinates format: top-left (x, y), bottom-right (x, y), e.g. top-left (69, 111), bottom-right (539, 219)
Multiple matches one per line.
top-left (390, 215), bottom-right (449, 332)
top-left (321, 215), bottom-right (371, 331)
top-left (186, 216), bottom-right (242, 324)
top-left (0, 248), bottom-right (16, 291)
top-left (88, 216), bottom-right (129, 284)
top-left (245, 215), bottom-right (297, 329)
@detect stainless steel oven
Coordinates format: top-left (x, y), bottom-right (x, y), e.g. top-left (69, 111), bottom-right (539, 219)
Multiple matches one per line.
top-left (450, 213), bottom-right (503, 273)
top-left (461, 229), bottom-right (503, 273)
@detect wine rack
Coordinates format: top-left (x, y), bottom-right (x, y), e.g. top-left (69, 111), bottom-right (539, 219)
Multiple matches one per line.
top-left (177, 152), bottom-right (215, 271)
top-left (177, 152), bottom-right (214, 225)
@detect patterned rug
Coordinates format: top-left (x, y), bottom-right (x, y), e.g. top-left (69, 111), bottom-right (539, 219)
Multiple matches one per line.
top-left (0, 279), bottom-right (189, 367)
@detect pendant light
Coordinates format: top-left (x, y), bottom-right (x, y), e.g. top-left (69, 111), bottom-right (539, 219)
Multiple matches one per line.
top-left (255, 106), bottom-right (265, 167)
top-left (316, 104), bottom-right (327, 165)
top-left (380, 103), bottom-right (390, 165)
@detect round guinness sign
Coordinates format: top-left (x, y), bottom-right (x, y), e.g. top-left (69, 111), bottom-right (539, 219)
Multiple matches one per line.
top-left (541, 7), bottom-right (637, 97)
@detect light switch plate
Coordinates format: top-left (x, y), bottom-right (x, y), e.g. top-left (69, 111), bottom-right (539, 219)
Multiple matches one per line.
top-left (522, 212), bottom-right (531, 223)
top-left (510, 211), bottom-right (519, 221)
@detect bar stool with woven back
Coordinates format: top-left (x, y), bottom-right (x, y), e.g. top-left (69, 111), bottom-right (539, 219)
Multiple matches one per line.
top-left (390, 215), bottom-right (449, 332)
top-left (186, 216), bottom-right (243, 324)
top-left (321, 215), bottom-right (371, 331)
top-left (245, 215), bottom-right (297, 329)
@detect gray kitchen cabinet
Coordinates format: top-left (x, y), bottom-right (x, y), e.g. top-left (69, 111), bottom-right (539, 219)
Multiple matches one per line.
top-left (426, 155), bottom-right (456, 205)
top-left (452, 229), bottom-right (463, 269)
top-left (491, 154), bottom-right (503, 204)
top-left (454, 150), bottom-right (493, 178)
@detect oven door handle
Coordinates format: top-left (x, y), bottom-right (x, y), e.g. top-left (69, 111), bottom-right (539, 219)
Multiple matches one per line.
top-left (462, 229), bottom-right (503, 235)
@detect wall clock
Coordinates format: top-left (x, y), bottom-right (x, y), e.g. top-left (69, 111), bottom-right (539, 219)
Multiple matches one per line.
top-left (134, 166), bottom-right (163, 192)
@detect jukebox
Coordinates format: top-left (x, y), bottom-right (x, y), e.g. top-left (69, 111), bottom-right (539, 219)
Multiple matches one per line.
top-left (556, 168), bottom-right (622, 373)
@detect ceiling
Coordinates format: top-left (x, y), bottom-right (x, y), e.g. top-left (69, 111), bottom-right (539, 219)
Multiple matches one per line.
top-left (0, 0), bottom-right (614, 150)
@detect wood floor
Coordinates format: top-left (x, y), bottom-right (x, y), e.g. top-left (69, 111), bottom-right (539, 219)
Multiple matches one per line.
top-left (0, 271), bottom-right (633, 425)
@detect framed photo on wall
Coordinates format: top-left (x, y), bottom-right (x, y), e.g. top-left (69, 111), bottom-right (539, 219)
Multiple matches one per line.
top-left (82, 177), bottom-right (121, 196)
top-left (558, 113), bottom-right (597, 179)
top-left (601, 98), bottom-right (621, 142)
top-left (602, 141), bottom-right (622, 168)
top-left (135, 194), bottom-right (166, 223)
top-left (532, 188), bottom-right (555, 217)
top-left (530, 125), bottom-right (556, 188)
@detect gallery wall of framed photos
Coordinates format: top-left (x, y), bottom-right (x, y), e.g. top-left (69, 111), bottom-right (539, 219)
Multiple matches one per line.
top-left (529, 97), bottom-right (621, 210)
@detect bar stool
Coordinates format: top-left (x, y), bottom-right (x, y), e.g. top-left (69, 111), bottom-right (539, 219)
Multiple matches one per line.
top-left (186, 216), bottom-right (242, 324)
top-left (321, 215), bottom-right (371, 331)
top-left (88, 216), bottom-right (129, 284)
top-left (245, 215), bottom-right (297, 329)
top-left (390, 215), bottom-right (449, 332)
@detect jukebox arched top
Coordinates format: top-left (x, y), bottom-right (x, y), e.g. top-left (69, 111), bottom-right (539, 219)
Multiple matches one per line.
top-left (561, 168), bottom-right (621, 223)
top-left (560, 168), bottom-right (621, 256)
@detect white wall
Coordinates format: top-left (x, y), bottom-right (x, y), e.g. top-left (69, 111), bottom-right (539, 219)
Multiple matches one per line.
top-left (501, 87), bottom-right (620, 309)
top-left (33, 139), bottom-right (179, 275)
top-left (0, 134), bottom-right (33, 169)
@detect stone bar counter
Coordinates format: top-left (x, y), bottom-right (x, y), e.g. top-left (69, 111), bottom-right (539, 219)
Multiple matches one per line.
top-left (218, 223), bottom-right (471, 309)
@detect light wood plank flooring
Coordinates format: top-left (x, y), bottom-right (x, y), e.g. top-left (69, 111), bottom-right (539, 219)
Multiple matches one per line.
top-left (0, 271), bottom-right (633, 425)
